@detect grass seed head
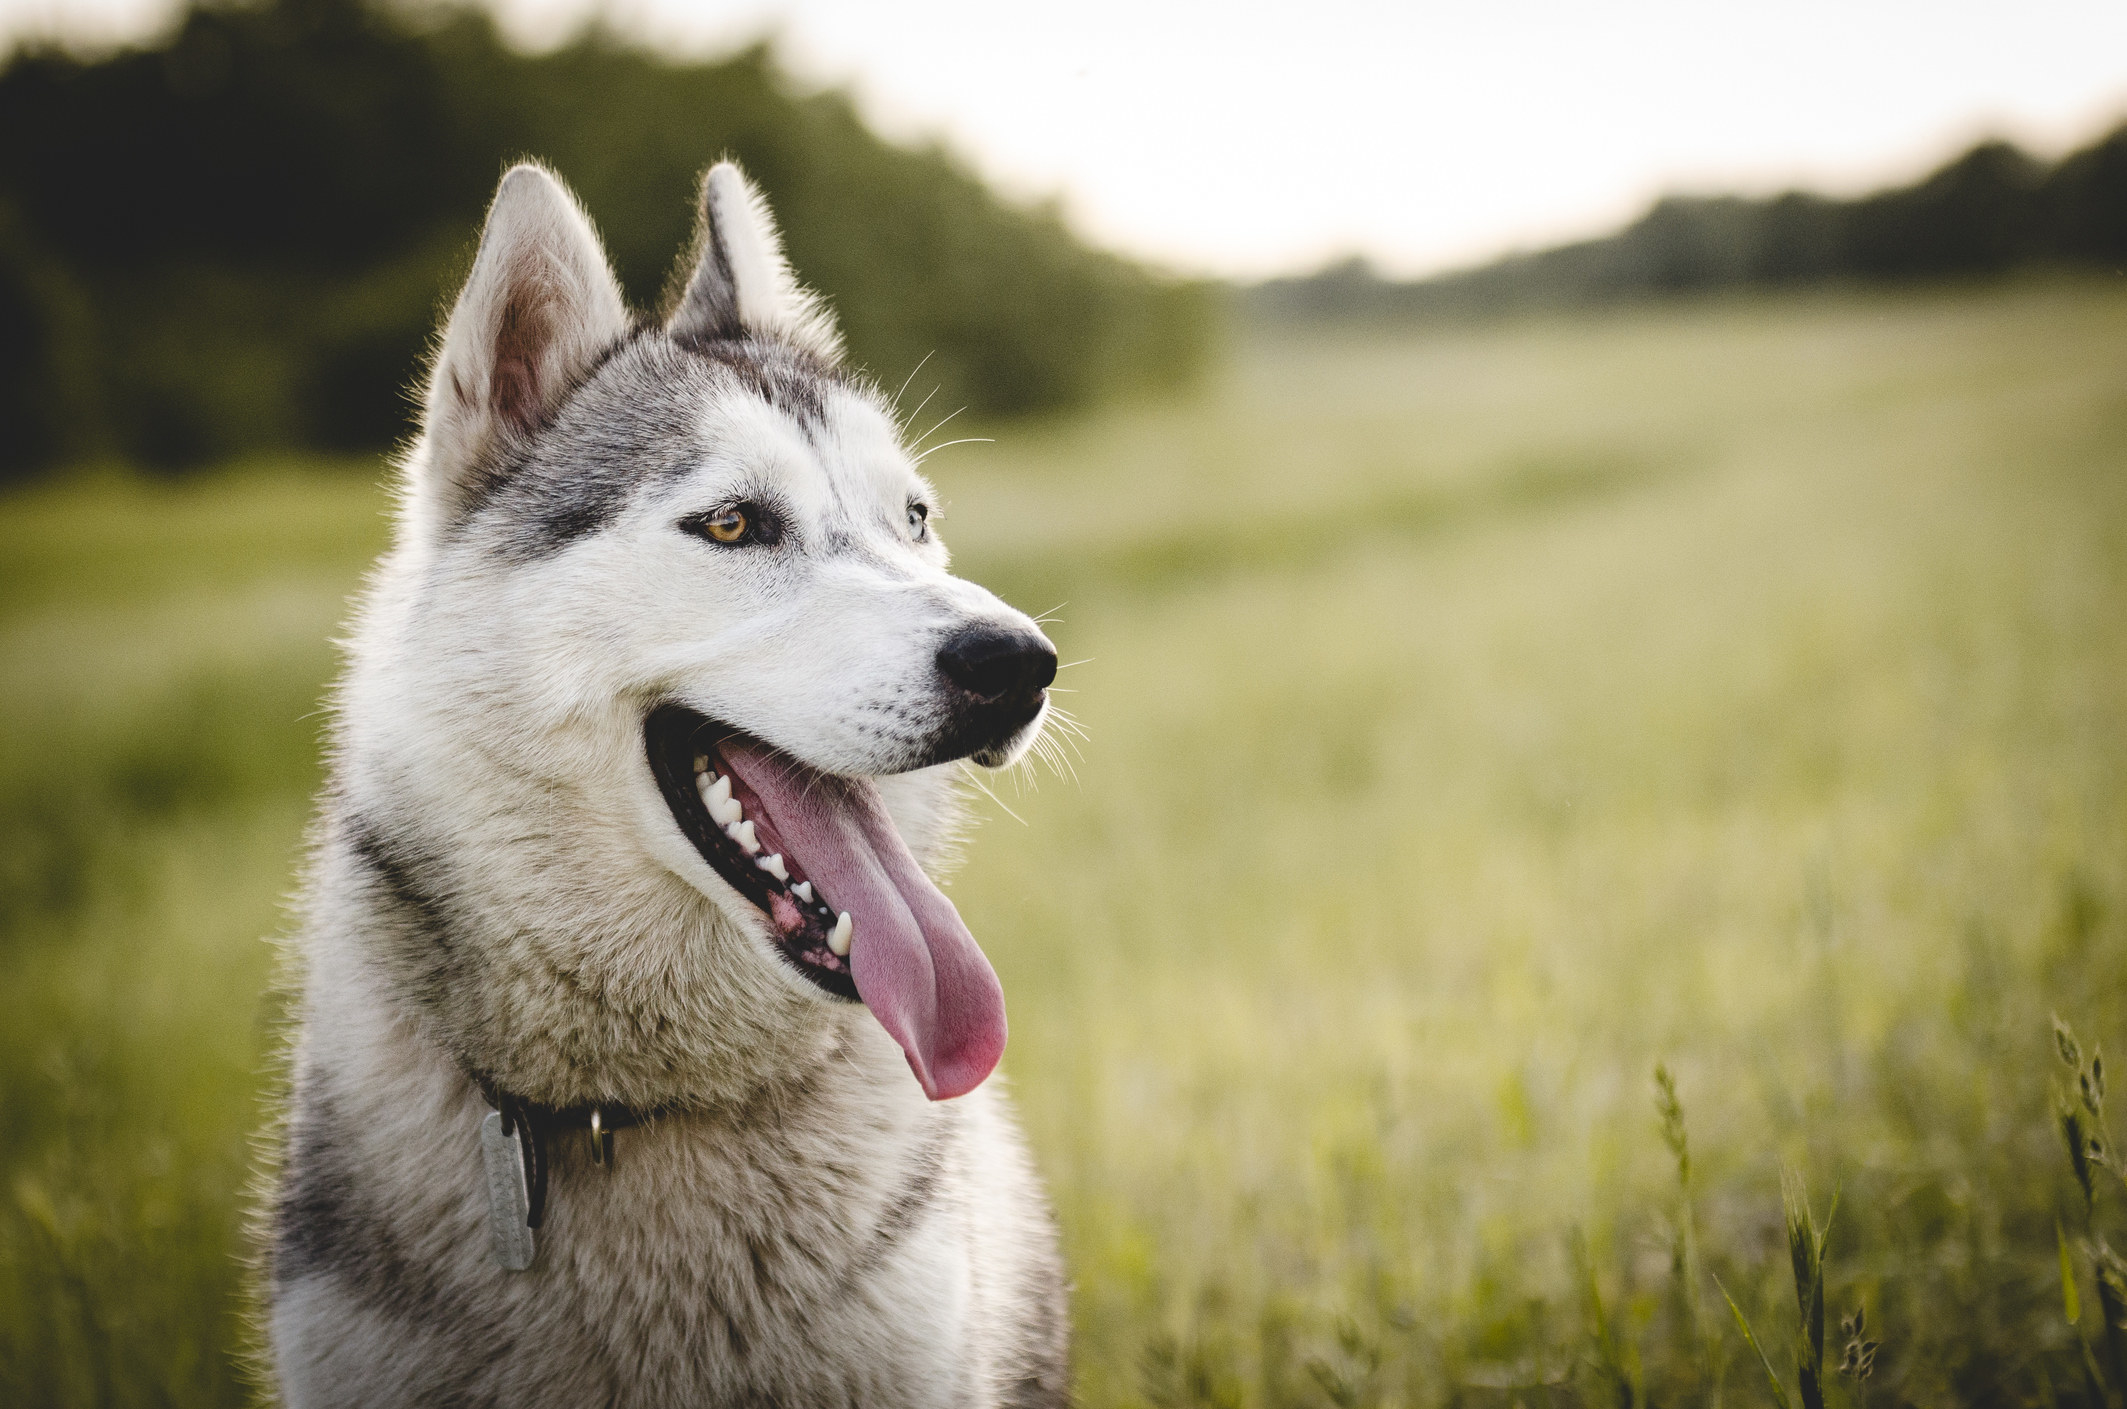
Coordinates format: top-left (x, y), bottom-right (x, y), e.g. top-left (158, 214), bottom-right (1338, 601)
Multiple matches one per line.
top-left (2061, 1105), bottom-right (2099, 1207)
top-left (1838, 1306), bottom-right (1878, 1381)
top-left (1654, 1062), bottom-right (1690, 1189)
top-left (2057, 1016), bottom-right (2084, 1071)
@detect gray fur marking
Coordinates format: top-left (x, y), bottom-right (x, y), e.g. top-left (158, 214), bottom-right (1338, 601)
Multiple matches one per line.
top-left (468, 334), bottom-right (851, 559)
top-left (275, 1091), bottom-right (459, 1321)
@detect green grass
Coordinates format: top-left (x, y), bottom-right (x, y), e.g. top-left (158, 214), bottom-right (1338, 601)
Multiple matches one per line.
top-left (4, 280), bottom-right (2125, 1405)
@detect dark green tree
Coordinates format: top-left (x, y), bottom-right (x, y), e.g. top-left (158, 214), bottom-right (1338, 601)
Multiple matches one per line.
top-left (0, 0), bottom-right (1214, 476)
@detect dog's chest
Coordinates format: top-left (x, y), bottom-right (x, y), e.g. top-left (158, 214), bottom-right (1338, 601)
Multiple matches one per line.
top-left (277, 1074), bottom-right (987, 1407)
top-left (504, 1125), bottom-right (978, 1401)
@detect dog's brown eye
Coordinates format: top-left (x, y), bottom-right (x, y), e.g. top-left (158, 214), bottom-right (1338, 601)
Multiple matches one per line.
top-left (702, 508), bottom-right (750, 544)
top-left (687, 501), bottom-right (781, 548)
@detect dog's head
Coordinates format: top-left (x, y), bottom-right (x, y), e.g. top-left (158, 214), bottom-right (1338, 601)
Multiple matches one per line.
top-left (338, 163), bottom-right (1053, 1104)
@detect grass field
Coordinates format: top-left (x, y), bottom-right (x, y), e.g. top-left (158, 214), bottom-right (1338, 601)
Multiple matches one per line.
top-left (3, 280), bottom-right (2125, 1406)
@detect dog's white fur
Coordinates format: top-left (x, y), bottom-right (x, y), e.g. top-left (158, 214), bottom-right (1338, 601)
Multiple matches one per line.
top-left (265, 161), bottom-right (1068, 1406)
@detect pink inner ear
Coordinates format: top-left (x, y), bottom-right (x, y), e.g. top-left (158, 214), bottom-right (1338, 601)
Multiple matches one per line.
top-left (490, 355), bottom-right (539, 431)
top-left (490, 277), bottom-right (556, 433)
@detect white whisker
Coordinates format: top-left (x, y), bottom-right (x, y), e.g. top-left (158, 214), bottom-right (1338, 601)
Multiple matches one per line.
top-left (957, 761), bottom-right (1027, 825)
top-left (901, 383), bottom-right (940, 438)
top-left (911, 406), bottom-right (965, 453)
top-left (911, 437), bottom-right (994, 465)
top-left (890, 351), bottom-right (934, 416)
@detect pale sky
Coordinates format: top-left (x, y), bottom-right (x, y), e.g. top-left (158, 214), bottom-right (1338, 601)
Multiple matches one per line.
top-left (7, 0), bottom-right (2127, 277)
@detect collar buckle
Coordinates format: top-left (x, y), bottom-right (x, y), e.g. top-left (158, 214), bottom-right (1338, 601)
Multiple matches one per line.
top-left (589, 1107), bottom-right (615, 1168)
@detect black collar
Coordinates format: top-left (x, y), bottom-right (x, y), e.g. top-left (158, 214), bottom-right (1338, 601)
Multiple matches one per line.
top-left (475, 1079), bottom-right (666, 1229)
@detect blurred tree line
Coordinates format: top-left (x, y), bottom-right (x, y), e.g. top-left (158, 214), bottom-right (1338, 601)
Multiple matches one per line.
top-left (1252, 127), bottom-right (2127, 323)
top-left (0, 0), bottom-right (1215, 479)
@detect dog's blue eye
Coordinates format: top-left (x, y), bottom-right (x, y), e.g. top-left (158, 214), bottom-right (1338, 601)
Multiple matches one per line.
top-left (907, 502), bottom-right (929, 539)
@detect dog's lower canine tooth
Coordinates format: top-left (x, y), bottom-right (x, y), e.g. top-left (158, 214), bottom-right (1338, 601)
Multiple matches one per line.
top-left (735, 820), bottom-right (759, 855)
top-left (828, 911), bottom-right (853, 957)
top-left (791, 880), bottom-right (813, 903)
top-left (758, 853), bottom-right (788, 882)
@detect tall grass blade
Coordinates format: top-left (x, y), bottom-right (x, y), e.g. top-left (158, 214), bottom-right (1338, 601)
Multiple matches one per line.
top-left (2053, 1019), bottom-right (2127, 1393)
top-left (1715, 1274), bottom-right (1793, 1409)
top-left (1654, 1063), bottom-right (1718, 1399)
top-left (2062, 1218), bottom-right (2084, 1326)
top-left (1778, 1165), bottom-right (1835, 1409)
top-left (1575, 1228), bottom-right (1637, 1409)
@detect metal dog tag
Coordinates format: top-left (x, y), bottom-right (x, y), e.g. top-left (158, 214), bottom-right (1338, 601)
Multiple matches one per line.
top-left (480, 1111), bottom-right (536, 1271)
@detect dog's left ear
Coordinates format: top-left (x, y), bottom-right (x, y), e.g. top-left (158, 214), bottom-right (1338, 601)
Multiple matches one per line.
top-left (666, 161), bottom-right (842, 361)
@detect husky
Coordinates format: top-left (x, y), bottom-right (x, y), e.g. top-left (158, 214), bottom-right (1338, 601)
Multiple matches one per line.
top-left (264, 159), bottom-right (1069, 1406)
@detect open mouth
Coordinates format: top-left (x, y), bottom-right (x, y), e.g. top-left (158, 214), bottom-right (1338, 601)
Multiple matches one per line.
top-left (645, 705), bottom-right (856, 999)
top-left (644, 704), bottom-right (1009, 1099)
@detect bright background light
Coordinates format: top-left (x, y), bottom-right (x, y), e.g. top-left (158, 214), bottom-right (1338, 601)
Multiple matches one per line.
top-left (6, 0), bottom-right (2125, 276)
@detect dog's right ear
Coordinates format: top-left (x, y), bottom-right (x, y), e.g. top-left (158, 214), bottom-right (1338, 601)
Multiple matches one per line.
top-left (413, 163), bottom-right (628, 533)
top-left (665, 162), bottom-right (842, 361)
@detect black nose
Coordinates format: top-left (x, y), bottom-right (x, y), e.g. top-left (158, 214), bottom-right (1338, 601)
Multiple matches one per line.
top-left (936, 625), bottom-right (1058, 703)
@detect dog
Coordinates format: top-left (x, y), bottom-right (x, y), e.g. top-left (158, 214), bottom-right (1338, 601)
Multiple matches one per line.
top-left (264, 158), bottom-right (1070, 1406)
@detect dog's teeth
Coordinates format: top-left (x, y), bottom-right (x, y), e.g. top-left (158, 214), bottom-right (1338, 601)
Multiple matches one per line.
top-left (735, 820), bottom-right (759, 855)
top-left (757, 853), bottom-right (788, 882)
top-left (692, 754), bottom-right (709, 775)
top-left (705, 775), bottom-right (742, 826)
top-left (791, 880), bottom-right (813, 903)
top-left (828, 911), bottom-right (852, 957)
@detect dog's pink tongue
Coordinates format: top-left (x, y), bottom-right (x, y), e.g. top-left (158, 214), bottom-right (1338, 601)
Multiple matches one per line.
top-left (719, 741), bottom-right (1006, 1100)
